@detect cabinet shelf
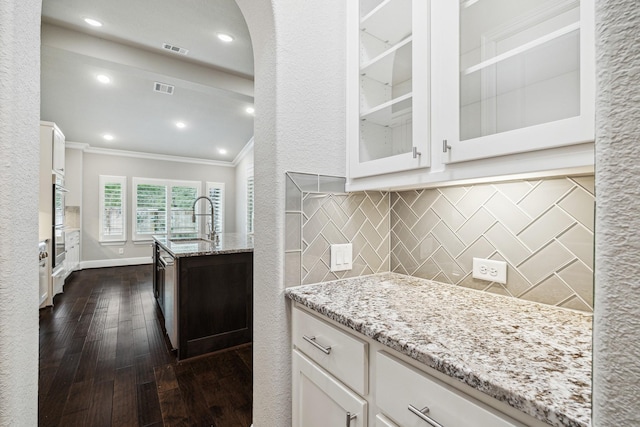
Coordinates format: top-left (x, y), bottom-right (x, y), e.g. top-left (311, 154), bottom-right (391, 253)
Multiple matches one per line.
top-left (361, 36), bottom-right (412, 85)
top-left (361, 93), bottom-right (412, 127)
top-left (361, 0), bottom-right (412, 46)
top-left (462, 22), bottom-right (579, 76)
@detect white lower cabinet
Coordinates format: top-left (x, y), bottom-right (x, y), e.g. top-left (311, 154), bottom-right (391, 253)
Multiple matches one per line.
top-left (292, 350), bottom-right (367, 427)
top-left (291, 304), bottom-right (548, 427)
top-left (376, 351), bottom-right (524, 427)
top-left (375, 414), bottom-right (399, 427)
top-left (64, 230), bottom-right (80, 279)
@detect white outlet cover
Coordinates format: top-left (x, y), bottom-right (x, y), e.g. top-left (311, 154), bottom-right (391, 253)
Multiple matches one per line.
top-left (330, 243), bottom-right (353, 272)
top-left (472, 258), bottom-right (507, 284)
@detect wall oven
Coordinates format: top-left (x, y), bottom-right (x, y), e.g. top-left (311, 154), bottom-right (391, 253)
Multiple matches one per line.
top-left (52, 173), bottom-right (67, 268)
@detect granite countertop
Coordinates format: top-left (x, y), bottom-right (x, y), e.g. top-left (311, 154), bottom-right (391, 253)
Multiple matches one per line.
top-left (153, 233), bottom-right (253, 258)
top-left (285, 273), bottom-right (592, 427)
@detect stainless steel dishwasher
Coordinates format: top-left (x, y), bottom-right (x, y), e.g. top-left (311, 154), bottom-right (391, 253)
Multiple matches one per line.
top-left (158, 250), bottom-right (177, 349)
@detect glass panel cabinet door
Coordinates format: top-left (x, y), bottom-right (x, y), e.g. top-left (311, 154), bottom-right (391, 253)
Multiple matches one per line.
top-left (436, 0), bottom-right (594, 164)
top-left (347, 0), bottom-right (430, 178)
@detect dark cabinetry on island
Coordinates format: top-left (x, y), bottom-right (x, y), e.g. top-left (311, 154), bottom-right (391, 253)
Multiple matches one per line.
top-left (152, 234), bottom-right (253, 360)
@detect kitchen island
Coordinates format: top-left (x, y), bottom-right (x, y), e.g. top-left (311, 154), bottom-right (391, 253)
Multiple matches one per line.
top-left (286, 273), bottom-right (592, 427)
top-left (153, 233), bottom-right (253, 360)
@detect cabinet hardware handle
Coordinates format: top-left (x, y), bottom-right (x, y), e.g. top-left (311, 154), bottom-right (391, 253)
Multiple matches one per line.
top-left (408, 404), bottom-right (444, 427)
top-left (442, 140), bottom-right (451, 153)
top-left (346, 411), bottom-right (357, 427)
top-left (302, 335), bottom-right (332, 354)
top-left (412, 147), bottom-right (422, 158)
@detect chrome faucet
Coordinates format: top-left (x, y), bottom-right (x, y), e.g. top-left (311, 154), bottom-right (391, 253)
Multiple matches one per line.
top-left (192, 196), bottom-right (218, 242)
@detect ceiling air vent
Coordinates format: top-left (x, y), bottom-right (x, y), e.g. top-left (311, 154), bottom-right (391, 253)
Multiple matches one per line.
top-left (162, 43), bottom-right (189, 55)
top-left (154, 82), bottom-right (175, 95)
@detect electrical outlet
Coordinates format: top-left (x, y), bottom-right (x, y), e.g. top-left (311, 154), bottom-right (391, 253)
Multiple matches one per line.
top-left (472, 258), bottom-right (507, 284)
top-left (118, 248), bottom-right (124, 255)
top-left (330, 243), bottom-right (353, 272)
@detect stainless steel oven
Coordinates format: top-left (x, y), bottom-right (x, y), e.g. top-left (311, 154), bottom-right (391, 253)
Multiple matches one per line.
top-left (52, 173), bottom-right (68, 267)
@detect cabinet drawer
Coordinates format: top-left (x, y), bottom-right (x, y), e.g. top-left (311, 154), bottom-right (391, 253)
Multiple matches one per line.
top-left (375, 414), bottom-right (399, 427)
top-left (376, 352), bottom-right (524, 427)
top-left (65, 231), bottom-right (80, 246)
top-left (292, 306), bottom-right (368, 395)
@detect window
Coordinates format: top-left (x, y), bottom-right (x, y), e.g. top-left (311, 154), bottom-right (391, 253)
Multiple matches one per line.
top-left (246, 168), bottom-right (254, 234)
top-left (171, 184), bottom-right (199, 235)
top-left (99, 175), bottom-right (126, 243)
top-left (206, 182), bottom-right (225, 233)
top-left (132, 178), bottom-right (200, 241)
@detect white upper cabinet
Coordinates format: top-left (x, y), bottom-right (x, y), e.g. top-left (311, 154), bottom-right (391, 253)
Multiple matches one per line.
top-left (434, 0), bottom-right (595, 164)
top-left (347, 0), bottom-right (430, 178)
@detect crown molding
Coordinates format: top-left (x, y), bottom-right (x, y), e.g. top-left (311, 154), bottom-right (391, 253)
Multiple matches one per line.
top-left (65, 138), bottom-right (245, 168)
top-left (232, 137), bottom-right (254, 166)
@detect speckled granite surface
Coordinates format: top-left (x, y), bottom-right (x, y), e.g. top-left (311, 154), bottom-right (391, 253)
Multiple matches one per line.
top-left (154, 233), bottom-right (253, 258)
top-left (285, 273), bottom-right (592, 427)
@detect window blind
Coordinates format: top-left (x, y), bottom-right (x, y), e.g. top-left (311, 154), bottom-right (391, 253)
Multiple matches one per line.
top-left (103, 183), bottom-right (123, 236)
top-left (171, 185), bottom-right (198, 234)
top-left (207, 183), bottom-right (224, 233)
top-left (99, 175), bottom-right (126, 243)
top-left (135, 183), bottom-right (167, 236)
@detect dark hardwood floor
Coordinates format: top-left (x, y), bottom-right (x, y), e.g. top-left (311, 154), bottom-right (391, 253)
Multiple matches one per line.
top-left (39, 265), bottom-right (252, 427)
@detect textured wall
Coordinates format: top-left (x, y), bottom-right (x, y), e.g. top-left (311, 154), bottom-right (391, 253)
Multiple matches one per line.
top-left (235, 1), bottom-right (347, 426)
top-left (593, 1), bottom-right (640, 425)
top-left (392, 176), bottom-right (595, 311)
top-left (0, 0), bottom-right (41, 425)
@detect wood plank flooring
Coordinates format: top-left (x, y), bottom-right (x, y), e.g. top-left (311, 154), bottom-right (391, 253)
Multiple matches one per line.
top-left (39, 265), bottom-right (252, 427)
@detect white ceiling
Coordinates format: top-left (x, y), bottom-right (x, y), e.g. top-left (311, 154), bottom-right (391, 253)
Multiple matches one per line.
top-left (40, 0), bottom-right (254, 162)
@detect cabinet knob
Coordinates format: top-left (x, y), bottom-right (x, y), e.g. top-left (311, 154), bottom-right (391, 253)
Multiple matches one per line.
top-left (412, 147), bottom-right (422, 158)
top-left (442, 140), bottom-right (452, 153)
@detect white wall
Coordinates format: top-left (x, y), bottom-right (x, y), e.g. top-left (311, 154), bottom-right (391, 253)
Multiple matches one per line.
top-left (593, 1), bottom-right (640, 424)
top-left (81, 151), bottom-right (236, 265)
top-left (65, 147), bottom-right (83, 207)
top-left (0, 0), bottom-right (40, 425)
top-left (235, 1), bottom-right (347, 425)
top-left (235, 140), bottom-right (254, 235)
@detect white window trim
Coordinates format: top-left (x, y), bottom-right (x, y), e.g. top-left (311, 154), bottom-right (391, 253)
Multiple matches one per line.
top-left (206, 181), bottom-right (225, 234)
top-left (99, 175), bottom-right (127, 244)
top-left (132, 177), bottom-right (202, 242)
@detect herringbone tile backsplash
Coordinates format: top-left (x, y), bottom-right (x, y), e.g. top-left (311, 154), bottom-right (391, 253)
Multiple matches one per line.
top-left (284, 172), bottom-right (594, 312)
top-left (391, 176), bottom-right (594, 311)
top-left (285, 172), bottom-right (389, 287)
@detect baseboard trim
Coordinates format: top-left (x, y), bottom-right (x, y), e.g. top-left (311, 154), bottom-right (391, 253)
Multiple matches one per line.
top-left (80, 257), bottom-right (152, 270)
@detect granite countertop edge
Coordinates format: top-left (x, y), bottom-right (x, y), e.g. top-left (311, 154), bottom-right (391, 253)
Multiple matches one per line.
top-left (153, 233), bottom-right (253, 258)
top-left (285, 273), bottom-right (592, 427)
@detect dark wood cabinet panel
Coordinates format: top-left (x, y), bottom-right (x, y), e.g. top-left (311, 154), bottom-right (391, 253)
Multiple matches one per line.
top-left (178, 252), bottom-right (253, 359)
top-left (153, 242), bottom-right (253, 360)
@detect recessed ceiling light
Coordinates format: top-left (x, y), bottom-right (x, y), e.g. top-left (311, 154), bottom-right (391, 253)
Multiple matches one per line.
top-left (84, 18), bottom-right (103, 27)
top-left (218, 148), bottom-right (227, 155)
top-left (103, 134), bottom-right (114, 141)
top-left (96, 74), bottom-right (111, 84)
top-left (217, 33), bottom-right (234, 42)
top-left (245, 106), bottom-right (255, 114)
top-left (176, 122), bottom-right (186, 129)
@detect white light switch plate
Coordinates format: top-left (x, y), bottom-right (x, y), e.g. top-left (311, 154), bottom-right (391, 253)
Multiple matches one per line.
top-left (330, 243), bottom-right (353, 272)
top-left (472, 258), bottom-right (507, 284)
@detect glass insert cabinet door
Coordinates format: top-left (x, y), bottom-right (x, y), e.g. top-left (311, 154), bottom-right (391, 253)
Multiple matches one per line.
top-left (435, 0), bottom-right (594, 164)
top-left (347, 0), bottom-right (430, 179)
